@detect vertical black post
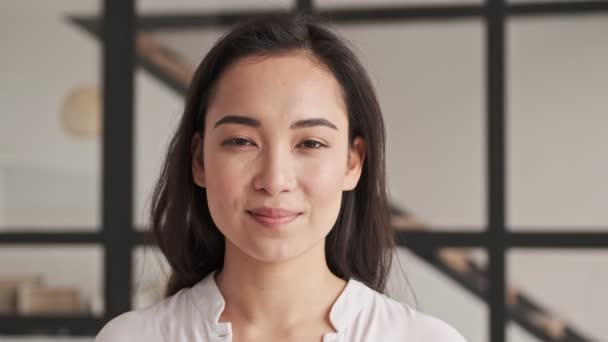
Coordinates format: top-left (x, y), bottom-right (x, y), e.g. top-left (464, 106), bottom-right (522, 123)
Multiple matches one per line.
top-left (296, 0), bottom-right (314, 14)
top-left (486, 0), bottom-right (506, 341)
top-left (102, 0), bottom-right (135, 319)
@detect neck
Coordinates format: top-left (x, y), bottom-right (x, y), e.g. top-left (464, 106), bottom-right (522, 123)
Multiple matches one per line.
top-left (214, 240), bottom-right (346, 330)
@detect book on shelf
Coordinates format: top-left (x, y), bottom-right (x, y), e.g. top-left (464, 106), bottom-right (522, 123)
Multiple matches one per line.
top-left (0, 275), bottom-right (42, 314)
top-left (17, 285), bottom-right (82, 315)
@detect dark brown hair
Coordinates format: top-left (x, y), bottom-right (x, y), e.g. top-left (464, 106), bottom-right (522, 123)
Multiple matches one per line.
top-left (150, 13), bottom-right (394, 297)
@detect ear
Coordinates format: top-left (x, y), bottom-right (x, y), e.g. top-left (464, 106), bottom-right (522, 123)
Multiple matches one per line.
top-left (191, 132), bottom-right (206, 188)
top-left (342, 136), bottom-right (366, 191)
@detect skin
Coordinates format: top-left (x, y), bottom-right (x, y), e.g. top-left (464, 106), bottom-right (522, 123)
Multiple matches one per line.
top-left (191, 51), bottom-right (366, 341)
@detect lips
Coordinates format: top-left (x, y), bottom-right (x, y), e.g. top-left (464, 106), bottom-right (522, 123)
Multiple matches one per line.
top-left (246, 207), bottom-right (302, 228)
top-left (247, 207), bottom-right (301, 218)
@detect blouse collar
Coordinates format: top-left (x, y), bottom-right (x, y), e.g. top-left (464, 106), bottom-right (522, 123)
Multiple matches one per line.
top-left (191, 270), bottom-right (373, 334)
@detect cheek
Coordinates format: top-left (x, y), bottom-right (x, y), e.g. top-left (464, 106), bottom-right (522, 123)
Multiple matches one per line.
top-left (311, 145), bottom-right (347, 182)
top-left (302, 161), bottom-right (343, 199)
top-left (203, 151), bottom-right (248, 228)
top-left (299, 152), bottom-right (347, 225)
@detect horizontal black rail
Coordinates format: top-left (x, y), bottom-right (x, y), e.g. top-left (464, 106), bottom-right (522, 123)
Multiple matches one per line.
top-left (0, 232), bottom-right (102, 244)
top-left (0, 316), bottom-right (104, 336)
top-left (68, 1), bottom-right (608, 35)
top-left (2, 230), bottom-right (608, 248)
top-left (510, 1), bottom-right (608, 16)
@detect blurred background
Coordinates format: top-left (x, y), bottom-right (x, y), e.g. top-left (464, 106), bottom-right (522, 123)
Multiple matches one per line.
top-left (0, 0), bottom-right (607, 341)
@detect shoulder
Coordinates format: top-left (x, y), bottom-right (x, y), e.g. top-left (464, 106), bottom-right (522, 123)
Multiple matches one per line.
top-left (95, 287), bottom-right (199, 342)
top-left (403, 304), bottom-right (468, 342)
top-left (95, 309), bottom-right (153, 342)
top-left (354, 283), bottom-right (467, 341)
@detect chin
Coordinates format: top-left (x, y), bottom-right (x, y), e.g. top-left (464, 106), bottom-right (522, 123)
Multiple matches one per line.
top-left (240, 239), bottom-right (318, 264)
top-left (247, 244), bottom-right (304, 263)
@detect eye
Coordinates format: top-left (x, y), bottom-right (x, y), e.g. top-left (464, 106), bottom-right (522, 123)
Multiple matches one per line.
top-left (298, 140), bottom-right (327, 149)
top-left (223, 137), bottom-right (255, 147)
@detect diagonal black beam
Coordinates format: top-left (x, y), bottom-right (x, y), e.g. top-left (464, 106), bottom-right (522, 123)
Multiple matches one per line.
top-left (404, 245), bottom-right (593, 341)
top-left (137, 49), bottom-right (189, 95)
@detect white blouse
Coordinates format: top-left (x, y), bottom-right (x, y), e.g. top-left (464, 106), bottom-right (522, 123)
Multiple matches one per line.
top-left (95, 272), bottom-right (467, 341)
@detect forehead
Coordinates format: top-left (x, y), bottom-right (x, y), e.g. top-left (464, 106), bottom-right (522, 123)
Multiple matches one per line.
top-left (205, 52), bottom-right (348, 129)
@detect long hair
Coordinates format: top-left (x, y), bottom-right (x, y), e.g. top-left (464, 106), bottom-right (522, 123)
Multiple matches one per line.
top-left (150, 13), bottom-right (394, 297)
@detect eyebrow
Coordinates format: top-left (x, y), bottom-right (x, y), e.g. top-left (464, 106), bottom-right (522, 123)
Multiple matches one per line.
top-left (214, 115), bottom-right (338, 130)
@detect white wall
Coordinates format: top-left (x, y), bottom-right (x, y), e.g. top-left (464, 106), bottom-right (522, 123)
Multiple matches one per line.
top-left (508, 15), bottom-right (608, 229)
top-left (0, 1), bottom-right (100, 229)
top-left (331, 20), bottom-right (487, 229)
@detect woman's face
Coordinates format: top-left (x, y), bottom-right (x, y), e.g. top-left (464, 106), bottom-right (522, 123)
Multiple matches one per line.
top-left (192, 52), bottom-right (365, 264)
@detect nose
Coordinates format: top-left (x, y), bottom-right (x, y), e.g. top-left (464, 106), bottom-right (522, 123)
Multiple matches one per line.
top-left (252, 146), bottom-right (297, 196)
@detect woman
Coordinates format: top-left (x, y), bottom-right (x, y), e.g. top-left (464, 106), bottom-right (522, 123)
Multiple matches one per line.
top-left (96, 13), bottom-right (467, 342)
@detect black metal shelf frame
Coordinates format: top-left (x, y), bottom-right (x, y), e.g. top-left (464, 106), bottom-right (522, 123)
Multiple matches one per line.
top-left (1, 0), bottom-right (608, 340)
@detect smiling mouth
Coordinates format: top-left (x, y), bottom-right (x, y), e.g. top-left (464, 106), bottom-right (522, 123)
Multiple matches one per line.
top-left (246, 210), bottom-right (301, 228)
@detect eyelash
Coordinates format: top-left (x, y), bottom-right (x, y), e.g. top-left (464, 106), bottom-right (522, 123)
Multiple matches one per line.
top-left (223, 137), bottom-right (254, 147)
top-left (223, 138), bottom-right (327, 149)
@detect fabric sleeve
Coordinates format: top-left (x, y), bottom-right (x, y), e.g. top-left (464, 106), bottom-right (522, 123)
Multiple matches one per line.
top-left (414, 310), bottom-right (469, 342)
top-left (95, 311), bottom-right (145, 342)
